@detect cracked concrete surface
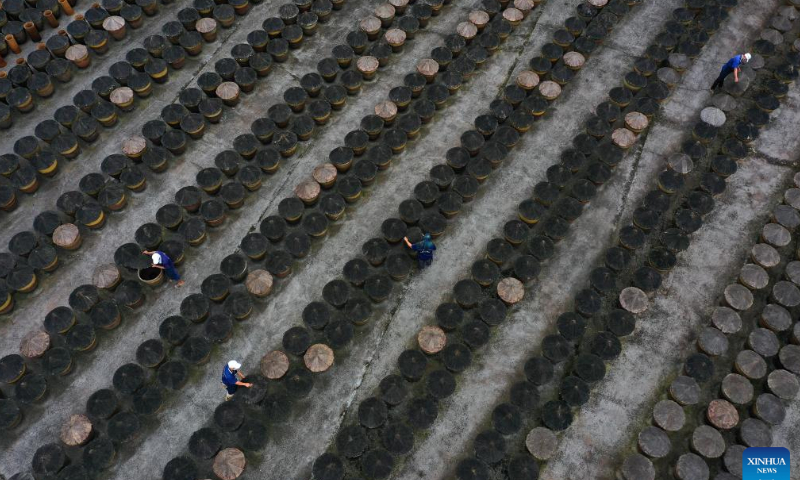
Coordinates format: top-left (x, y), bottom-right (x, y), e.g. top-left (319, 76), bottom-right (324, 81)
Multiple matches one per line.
top-left (2, 0), bottom-right (800, 479)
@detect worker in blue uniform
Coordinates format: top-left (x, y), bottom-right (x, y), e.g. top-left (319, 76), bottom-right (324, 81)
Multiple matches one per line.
top-left (221, 360), bottom-right (252, 401)
top-left (143, 249), bottom-right (185, 288)
top-left (404, 233), bottom-right (437, 269)
top-left (711, 52), bottom-right (751, 91)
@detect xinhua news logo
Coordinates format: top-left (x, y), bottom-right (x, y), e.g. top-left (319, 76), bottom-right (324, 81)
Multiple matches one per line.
top-left (743, 447), bottom-right (790, 480)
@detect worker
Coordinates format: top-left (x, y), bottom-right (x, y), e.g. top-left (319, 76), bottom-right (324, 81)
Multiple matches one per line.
top-left (403, 233), bottom-right (436, 269)
top-left (221, 360), bottom-right (252, 401)
top-left (142, 249), bottom-right (185, 288)
top-left (711, 52), bottom-right (751, 91)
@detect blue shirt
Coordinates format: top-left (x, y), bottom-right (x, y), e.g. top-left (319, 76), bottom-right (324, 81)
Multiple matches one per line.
top-left (221, 366), bottom-right (238, 387)
top-left (412, 241), bottom-right (436, 260)
top-left (154, 250), bottom-right (175, 270)
top-left (723, 55), bottom-right (742, 71)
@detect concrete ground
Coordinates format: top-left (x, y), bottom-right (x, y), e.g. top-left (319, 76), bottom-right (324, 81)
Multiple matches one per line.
top-left (2, 0), bottom-right (800, 478)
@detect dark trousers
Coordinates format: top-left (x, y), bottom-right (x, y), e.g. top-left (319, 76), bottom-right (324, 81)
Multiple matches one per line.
top-left (165, 266), bottom-right (181, 281)
top-left (711, 66), bottom-right (733, 90)
top-left (417, 257), bottom-right (432, 269)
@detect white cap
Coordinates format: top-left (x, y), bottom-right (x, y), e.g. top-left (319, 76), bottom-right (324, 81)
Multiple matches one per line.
top-left (151, 253), bottom-right (161, 264)
top-left (228, 360), bottom-right (241, 370)
top-left (743, 53), bottom-right (751, 62)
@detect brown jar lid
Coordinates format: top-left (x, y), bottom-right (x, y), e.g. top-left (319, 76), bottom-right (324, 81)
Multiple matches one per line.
top-left (375, 100), bottom-right (397, 120)
top-left (417, 58), bottom-right (439, 79)
top-left (653, 400), bottom-right (685, 432)
top-left (213, 448), bottom-right (246, 480)
top-left (260, 350), bottom-right (288, 379)
top-left (304, 343), bottom-right (334, 372)
top-left (514, 0), bottom-right (535, 13)
top-left (196, 17), bottom-right (217, 34)
top-left (751, 243), bottom-right (779, 269)
top-left (418, 325), bottom-right (446, 354)
top-left (563, 51), bottom-right (585, 70)
top-left (20, 330), bottom-right (50, 359)
top-left (93, 263), bottom-right (121, 290)
top-left (739, 263), bottom-right (768, 289)
top-left (216, 81), bottom-right (240, 100)
top-left (246, 269), bottom-right (273, 297)
top-left (724, 283), bottom-right (753, 311)
top-left (122, 136), bottom-right (147, 156)
top-left (538, 80), bottom-right (561, 100)
top-left (294, 179), bottom-right (321, 203)
top-left (457, 21), bottom-right (478, 40)
top-left (61, 414), bottom-right (93, 447)
top-left (503, 7), bottom-right (524, 23)
top-left (359, 16), bottom-right (382, 35)
top-left (110, 86), bottom-right (134, 106)
top-left (469, 10), bottom-right (490, 28)
top-left (389, 0), bottom-right (408, 8)
top-left (498, 277), bottom-right (524, 304)
top-left (66, 44), bottom-right (89, 61)
top-left (374, 3), bottom-right (395, 21)
top-left (625, 112), bottom-right (649, 132)
top-left (612, 128), bottom-right (637, 149)
top-left (384, 28), bottom-right (406, 46)
top-left (357, 56), bottom-right (379, 74)
top-left (516, 70), bottom-right (540, 90)
top-left (525, 427), bottom-right (557, 460)
top-left (53, 223), bottom-right (81, 248)
top-left (707, 399), bottom-right (739, 429)
top-left (312, 163), bottom-right (337, 185)
top-left (103, 15), bottom-right (125, 32)
top-left (620, 287), bottom-right (648, 313)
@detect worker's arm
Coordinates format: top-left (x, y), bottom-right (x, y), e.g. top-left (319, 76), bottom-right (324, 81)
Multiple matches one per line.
top-left (236, 371), bottom-right (252, 387)
top-left (403, 237), bottom-right (412, 248)
top-left (734, 67), bottom-right (739, 83)
top-left (151, 264), bottom-right (165, 269)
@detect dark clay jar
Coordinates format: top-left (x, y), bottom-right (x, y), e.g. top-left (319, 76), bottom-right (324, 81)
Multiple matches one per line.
top-left (46, 34), bottom-right (71, 58)
top-left (300, 73), bottom-right (323, 98)
top-left (262, 17), bottom-right (283, 38)
top-left (234, 67), bottom-right (257, 92)
top-left (215, 57), bottom-right (238, 81)
top-left (231, 43), bottom-right (254, 66)
top-left (66, 19), bottom-right (91, 43)
top-left (332, 44), bottom-right (353, 68)
top-left (197, 71), bottom-right (223, 96)
top-left (317, 57), bottom-right (338, 82)
top-left (28, 49), bottom-right (52, 73)
top-left (247, 29), bottom-right (269, 52)
top-left (91, 101), bottom-right (118, 127)
top-left (291, 114), bottom-right (315, 141)
top-left (324, 85), bottom-right (346, 110)
top-left (180, 31), bottom-right (203, 56)
top-left (346, 30), bottom-right (368, 54)
top-left (389, 86), bottom-right (413, 110)
top-left (248, 52), bottom-right (272, 77)
top-left (46, 58), bottom-right (73, 83)
top-left (370, 43), bottom-right (392, 67)
top-left (266, 38), bottom-right (289, 62)
top-left (340, 70), bottom-right (362, 95)
top-left (268, 103), bottom-right (292, 128)
top-left (283, 24), bottom-right (304, 49)
top-left (144, 58), bottom-right (169, 83)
